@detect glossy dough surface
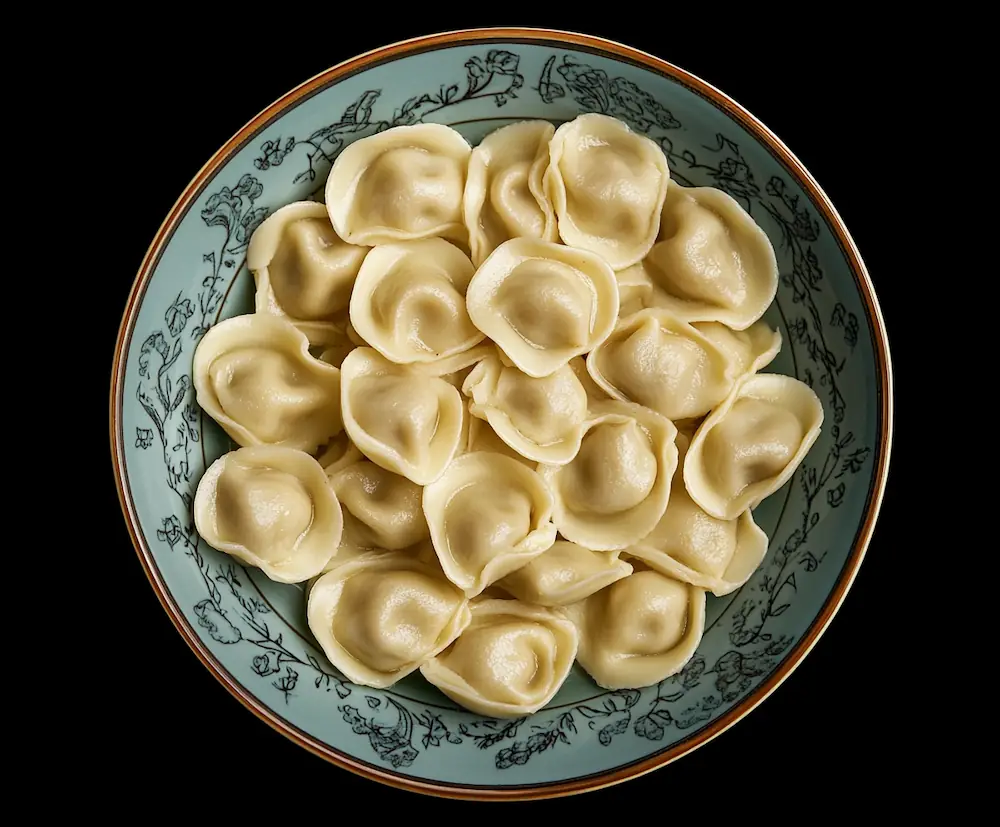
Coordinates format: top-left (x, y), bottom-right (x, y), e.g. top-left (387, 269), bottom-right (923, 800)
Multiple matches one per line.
top-left (194, 446), bottom-right (343, 583)
top-left (497, 541), bottom-right (633, 606)
top-left (420, 599), bottom-right (578, 717)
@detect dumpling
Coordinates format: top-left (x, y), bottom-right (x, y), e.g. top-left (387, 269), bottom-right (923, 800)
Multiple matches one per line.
top-left (616, 263), bottom-right (661, 317)
top-left (587, 308), bottom-right (738, 421)
top-left (194, 446), bottom-right (343, 583)
top-left (315, 431), bottom-right (363, 475)
top-left (423, 452), bottom-right (557, 597)
top-left (328, 459), bottom-right (429, 551)
top-left (684, 374), bottom-right (824, 520)
top-left (496, 541), bottom-right (633, 606)
top-left (462, 415), bottom-right (533, 466)
top-left (566, 566), bottom-right (706, 690)
top-left (568, 356), bottom-right (611, 403)
top-left (325, 124), bottom-right (471, 246)
top-left (317, 322), bottom-right (356, 369)
top-left (247, 201), bottom-right (369, 345)
top-left (544, 113), bottom-right (670, 270)
top-left (626, 433), bottom-right (768, 595)
top-left (539, 401), bottom-right (678, 550)
top-left (340, 347), bottom-right (465, 485)
top-left (349, 238), bottom-right (483, 365)
top-left (419, 599), bottom-right (578, 717)
top-left (639, 184), bottom-right (779, 330)
top-left (409, 342), bottom-right (494, 383)
top-left (193, 314), bottom-right (342, 453)
top-left (463, 120), bottom-right (557, 266)
top-left (465, 238), bottom-right (619, 377)
top-left (307, 552), bottom-right (471, 688)
top-left (462, 352), bottom-right (588, 464)
top-left (692, 320), bottom-right (782, 380)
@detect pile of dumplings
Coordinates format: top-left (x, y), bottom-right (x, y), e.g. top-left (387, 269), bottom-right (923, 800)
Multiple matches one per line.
top-left (192, 113), bottom-right (824, 718)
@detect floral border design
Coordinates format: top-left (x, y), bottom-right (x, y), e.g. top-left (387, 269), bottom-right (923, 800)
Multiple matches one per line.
top-left (131, 50), bottom-right (872, 775)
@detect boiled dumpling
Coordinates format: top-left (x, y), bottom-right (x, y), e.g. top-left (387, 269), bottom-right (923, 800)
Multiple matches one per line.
top-left (638, 184), bottom-right (779, 330)
top-left (496, 541), bottom-right (633, 606)
top-left (328, 458), bottom-right (429, 556)
top-left (247, 201), bottom-right (369, 345)
top-left (194, 446), bottom-right (343, 583)
top-left (423, 452), bottom-right (557, 597)
top-left (465, 238), bottom-right (619, 377)
top-left (462, 351), bottom-right (588, 464)
top-left (307, 552), bottom-right (471, 688)
top-left (539, 400), bottom-right (678, 550)
top-left (462, 415), bottom-right (533, 466)
top-left (692, 320), bottom-right (782, 380)
top-left (349, 238), bottom-right (484, 365)
top-left (340, 347), bottom-right (464, 485)
top-left (419, 599), bottom-right (578, 717)
top-left (568, 356), bottom-right (611, 403)
top-left (463, 120), bottom-right (557, 266)
top-left (193, 314), bottom-right (342, 453)
top-left (544, 113), bottom-right (670, 270)
top-left (325, 124), bottom-right (471, 246)
top-left (587, 308), bottom-right (738, 421)
top-left (566, 566), bottom-right (706, 690)
top-left (626, 433), bottom-right (768, 595)
top-left (316, 431), bottom-right (363, 475)
top-left (684, 374), bottom-right (824, 520)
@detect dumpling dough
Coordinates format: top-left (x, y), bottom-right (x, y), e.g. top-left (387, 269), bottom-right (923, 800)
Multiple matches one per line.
top-left (685, 374), bottom-right (824, 520)
top-left (423, 452), bottom-right (557, 597)
top-left (587, 308), bottom-right (737, 421)
top-left (463, 120), bottom-right (557, 266)
top-left (539, 401), bottom-right (678, 551)
top-left (247, 201), bottom-right (369, 345)
top-left (544, 113), bottom-right (670, 270)
top-left (639, 184), bottom-right (779, 330)
top-left (349, 238), bottom-right (483, 365)
top-left (496, 541), bottom-right (633, 606)
top-left (340, 347), bottom-right (465, 485)
top-left (462, 415), bottom-right (533, 467)
top-left (626, 433), bottom-right (768, 595)
top-left (419, 599), bottom-right (578, 717)
top-left (463, 351), bottom-right (588, 464)
top-left (307, 552), bottom-right (471, 688)
top-left (193, 314), bottom-right (342, 453)
top-left (329, 458), bottom-right (429, 552)
top-left (325, 124), bottom-right (471, 246)
top-left (315, 431), bottom-right (363, 475)
top-left (194, 446), bottom-right (343, 583)
top-left (466, 238), bottom-right (619, 377)
top-left (566, 567), bottom-right (706, 690)
top-left (692, 320), bottom-right (782, 380)
top-left (569, 356), bottom-right (611, 403)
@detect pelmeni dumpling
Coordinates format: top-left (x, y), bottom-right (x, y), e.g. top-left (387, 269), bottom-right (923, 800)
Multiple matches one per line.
top-left (587, 308), bottom-right (738, 421)
top-left (539, 401), bottom-right (678, 550)
top-left (349, 238), bottom-right (484, 365)
top-left (466, 238), bottom-right (619, 377)
top-left (463, 352), bottom-right (588, 464)
top-left (340, 348), bottom-right (464, 485)
top-left (247, 202), bottom-right (369, 345)
top-left (423, 452), bottom-right (557, 597)
top-left (316, 431), bottom-right (363, 475)
top-left (685, 374), bottom-right (824, 520)
top-left (194, 446), bottom-right (343, 583)
top-left (566, 566), bottom-right (706, 690)
top-left (463, 120), bottom-right (557, 266)
top-left (692, 320), bottom-right (782, 380)
top-left (626, 433), bottom-right (768, 596)
top-left (193, 314), bottom-right (342, 453)
top-left (639, 184), bottom-right (779, 330)
top-left (419, 599), bottom-right (578, 717)
top-left (307, 552), bottom-right (471, 688)
top-left (462, 415), bottom-right (533, 466)
top-left (325, 124), bottom-right (471, 246)
top-left (496, 541), bottom-right (633, 607)
top-left (329, 458), bottom-right (429, 554)
top-left (569, 356), bottom-right (611, 403)
top-left (544, 113), bottom-right (670, 270)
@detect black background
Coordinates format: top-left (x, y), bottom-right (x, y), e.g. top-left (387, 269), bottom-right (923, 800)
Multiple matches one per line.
top-left (104, 15), bottom-right (908, 811)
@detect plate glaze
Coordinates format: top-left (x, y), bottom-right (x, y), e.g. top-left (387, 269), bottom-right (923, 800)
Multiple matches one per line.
top-left (110, 29), bottom-right (892, 799)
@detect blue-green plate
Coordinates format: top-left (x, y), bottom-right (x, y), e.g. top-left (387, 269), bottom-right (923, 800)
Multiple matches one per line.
top-left (110, 28), bottom-right (893, 800)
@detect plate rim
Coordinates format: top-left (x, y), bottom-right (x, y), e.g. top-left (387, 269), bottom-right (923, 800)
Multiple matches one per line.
top-left (109, 26), bottom-right (894, 800)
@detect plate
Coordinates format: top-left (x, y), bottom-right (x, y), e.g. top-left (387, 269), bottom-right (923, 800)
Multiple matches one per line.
top-left (110, 28), bottom-right (892, 799)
